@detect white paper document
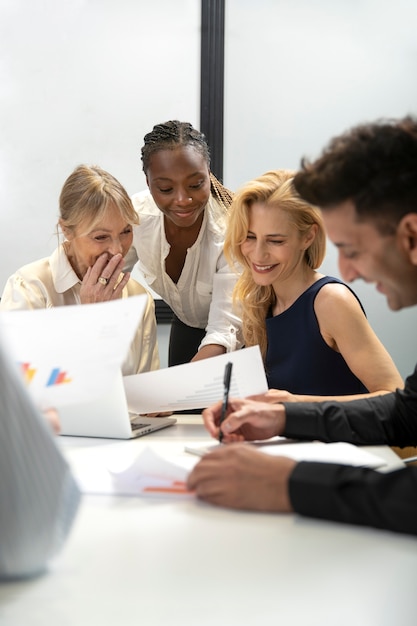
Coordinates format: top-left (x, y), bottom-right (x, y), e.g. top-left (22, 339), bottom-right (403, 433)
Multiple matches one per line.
top-left (65, 444), bottom-right (195, 497)
top-left (0, 295), bottom-right (147, 409)
top-left (65, 437), bottom-right (386, 499)
top-left (123, 345), bottom-right (268, 414)
top-left (185, 439), bottom-right (386, 468)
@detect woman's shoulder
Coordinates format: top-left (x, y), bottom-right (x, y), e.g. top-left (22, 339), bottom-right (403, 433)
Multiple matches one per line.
top-left (314, 276), bottom-right (365, 314)
top-left (1, 255), bottom-right (55, 309)
top-left (206, 195), bottom-right (228, 240)
top-left (8, 255), bottom-right (52, 281)
top-left (131, 189), bottom-right (160, 217)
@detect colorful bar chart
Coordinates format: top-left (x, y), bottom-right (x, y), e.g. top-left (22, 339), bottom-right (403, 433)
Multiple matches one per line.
top-left (46, 367), bottom-right (72, 387)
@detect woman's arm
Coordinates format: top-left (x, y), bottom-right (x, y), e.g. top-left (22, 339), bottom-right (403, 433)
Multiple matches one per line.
top-left (250, 284), bottom-right (403, 405)
top-left (197, 255), bottom-right (243, 357)
top-left (312, 283), bottom-right (403, 398)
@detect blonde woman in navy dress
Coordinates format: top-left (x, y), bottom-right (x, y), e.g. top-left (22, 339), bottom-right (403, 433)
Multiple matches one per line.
top-left (224, 169), bottom-right (403, 401)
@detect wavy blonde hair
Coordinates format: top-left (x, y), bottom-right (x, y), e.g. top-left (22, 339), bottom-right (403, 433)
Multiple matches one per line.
top-left (224, 169), bottom-right (326, 359)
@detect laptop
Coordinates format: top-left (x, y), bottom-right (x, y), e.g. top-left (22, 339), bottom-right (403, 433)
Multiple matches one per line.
top-left (58, 370), bottom-right (177, 439)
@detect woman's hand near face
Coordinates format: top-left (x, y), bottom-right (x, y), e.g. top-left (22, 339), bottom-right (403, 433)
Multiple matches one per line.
top-left (80, 253), bottom-right (130, 303)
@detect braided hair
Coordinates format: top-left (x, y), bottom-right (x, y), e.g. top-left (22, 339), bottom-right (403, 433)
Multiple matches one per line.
top-left (141, 120), bottom-right (233, 212)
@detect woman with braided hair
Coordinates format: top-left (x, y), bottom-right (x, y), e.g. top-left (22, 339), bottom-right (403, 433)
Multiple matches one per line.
top-left (128, 120), bottom-right (243, 366)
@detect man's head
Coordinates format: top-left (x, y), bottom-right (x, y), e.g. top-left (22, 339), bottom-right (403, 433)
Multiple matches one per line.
top-left (293, 116), bottom-right (417, 310)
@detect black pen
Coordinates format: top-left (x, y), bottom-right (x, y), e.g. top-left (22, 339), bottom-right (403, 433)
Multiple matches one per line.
top-left (219, 362), bottom-right (233, 442)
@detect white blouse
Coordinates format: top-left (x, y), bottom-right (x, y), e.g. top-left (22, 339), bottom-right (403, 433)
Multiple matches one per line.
top-left (0, 245), bottom-right (160, 375)
top-left (129, 190), bottom-right (243, 353)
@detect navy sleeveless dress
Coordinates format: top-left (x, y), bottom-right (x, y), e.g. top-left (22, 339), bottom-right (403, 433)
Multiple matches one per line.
top-left (265, 276), bottom-right (368, 395)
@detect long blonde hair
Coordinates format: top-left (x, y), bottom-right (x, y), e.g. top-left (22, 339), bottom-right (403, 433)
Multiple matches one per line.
top-left (224, 169), bottom-right (326, 359)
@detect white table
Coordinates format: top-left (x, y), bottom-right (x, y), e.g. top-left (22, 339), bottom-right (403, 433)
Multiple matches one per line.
top-left (0, 416), bottom-right (415, 626)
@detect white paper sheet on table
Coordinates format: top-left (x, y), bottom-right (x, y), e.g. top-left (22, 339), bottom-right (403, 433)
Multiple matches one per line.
top-left (0, 295), bottom-right (147, 409)
top-left (123, 345), bottom-right (268, 414)
top-left (65, 444), bottom-right (196, 497)
top-left (185, 439), bottom-right (386, 468)
top-left (65, 437), bottom-right (386, 499)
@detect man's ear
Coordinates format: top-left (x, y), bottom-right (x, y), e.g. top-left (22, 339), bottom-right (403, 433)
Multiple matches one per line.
top-left (398, 213), bottom-right (417, 265)
top-left (145, 175), bottom-right (150, 189)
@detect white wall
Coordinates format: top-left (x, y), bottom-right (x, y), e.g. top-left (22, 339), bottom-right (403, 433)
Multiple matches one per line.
top-left (224, 0), bottom-right (417, 377)
top-left (0, 0), bottom-right (200, 287)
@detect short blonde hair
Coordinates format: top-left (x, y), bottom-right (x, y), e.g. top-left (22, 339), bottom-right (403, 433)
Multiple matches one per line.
top-left (59, 165), bottom-right (139, 235)
top-left (224, 169), bottom-right (326, 358)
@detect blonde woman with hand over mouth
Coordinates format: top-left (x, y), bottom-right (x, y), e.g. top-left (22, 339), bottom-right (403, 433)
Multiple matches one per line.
top-left (0, 164), bottom-right (160, 376)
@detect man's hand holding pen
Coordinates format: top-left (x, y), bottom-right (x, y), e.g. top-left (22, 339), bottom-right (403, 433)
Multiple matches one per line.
top-left (204, 396), bottom-right (287, 443)
top-left (188, 362), bottom-right (294, 513)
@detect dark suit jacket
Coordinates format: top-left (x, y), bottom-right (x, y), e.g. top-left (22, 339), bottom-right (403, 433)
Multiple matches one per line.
top-left (284, 365), bottom-right (417, 535)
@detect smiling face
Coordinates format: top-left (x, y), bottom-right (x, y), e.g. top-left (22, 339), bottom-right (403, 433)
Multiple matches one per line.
top-left (63, 203), bottom-right (133, 279)
top-left (240, 202), bottom-right (315, 290)
top-left (145, 145), bottom-right (211, 229)
top-left (322, 199), bottom-right (417, 310)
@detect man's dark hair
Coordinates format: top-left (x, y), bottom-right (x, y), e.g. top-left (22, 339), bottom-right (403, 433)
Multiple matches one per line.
top-left (293, 116), bottom-right (417, 233)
